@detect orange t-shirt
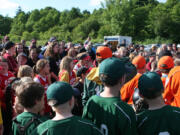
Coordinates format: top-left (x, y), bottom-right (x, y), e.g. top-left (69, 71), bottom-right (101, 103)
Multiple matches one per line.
top-left (120, 73), bottom-right (142, 105)
top-left (163, 66), bottom-right (180, 107)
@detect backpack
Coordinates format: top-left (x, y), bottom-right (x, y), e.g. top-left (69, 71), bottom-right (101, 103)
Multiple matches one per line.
top-left (12, 116), bottom-right (41, 135)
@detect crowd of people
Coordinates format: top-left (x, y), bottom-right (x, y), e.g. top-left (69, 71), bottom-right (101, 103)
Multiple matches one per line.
top-left (0, 35), bottom-right (180, 135)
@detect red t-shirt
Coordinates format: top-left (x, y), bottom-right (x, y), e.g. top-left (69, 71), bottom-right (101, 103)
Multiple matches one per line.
top-left (34, 75), bottom-right (51, 114)
top-left (0, 71), bottom-right (14, 109)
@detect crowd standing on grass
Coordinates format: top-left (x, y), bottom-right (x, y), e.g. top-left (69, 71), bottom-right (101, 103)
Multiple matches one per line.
top-left (0, 35), bottom-right (180, 135)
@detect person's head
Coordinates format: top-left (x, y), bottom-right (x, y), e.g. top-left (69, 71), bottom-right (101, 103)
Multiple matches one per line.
top-left (172, 43), bottom-right (177, 51)
top-left (31, 39), bottom-right (37, 46)
top-left (132, 56), bottom-right (146, 73)
top-left (99, 57), bottom-right (126, 87)
top-left (158, 50), bottom-right (173, 60)
top-left (15, 82), bottom-right (44, 112)
top-left (77, 52), bottom-right (90, 66)
top-left (161, 44), bottom-right (167, 51)
top-left (167, 44), bottom-right (172, 51)
top-left (60, 56), bottom-right (74, 73)
top-left (158, 56), bottom-right (174, 74)
top-left (3, 35), bottom-right (9, 43)
top-left (148, 52), bottom-right (156, 62)
top-left (96, 46), bottom-right (112, 64)
top-left (4, 41), bottom-right (16, 56)
top-left (35, 59), bottom-right (50, 75)
top-left (21, 40), bottom-right (26, 46)
top-left (47, 82), bottom-right (75, 113)
top-left (117, 46), bottom-right (127, 57)
top-left (134, 45), bottom-right (139, 51)
top-left (48, 36), bottom-right (57, 45)
top-left (85, 42), bottom-right (92, 51)
top-left (17, 53), bottom-right (28, 66)
top-left (44, 42), bottom-right (59, 58)
top-left (174, 58), bottom-right (180, 66)
top-left (16, 43), bottom-right (23, 54)
top-left (151, 44), bottom-right (157, 52)
top-left (76, 66), bottom-right (88, 81)
top-left (0, 56), bottom-right (8, 74)
top-left (68, 48), bottom-right (77, 58)
top-left (67, 42), bottom-right (74, 50)
top-left (60, 41), bottom-right (65, 48)
top-left (139, 45), bottom-right (144, 51)
top-left (29, 48), bottom-right (38, 60)
top-left (17, 65), bottom-right (34, 78)
top-left (138, 72), bottom-right (164, 100)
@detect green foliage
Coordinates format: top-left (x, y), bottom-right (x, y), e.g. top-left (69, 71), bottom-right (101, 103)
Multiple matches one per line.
top-left (0, 0), bottom-right (180, 44)
top-left (0, 15), bottom-right (12, 35)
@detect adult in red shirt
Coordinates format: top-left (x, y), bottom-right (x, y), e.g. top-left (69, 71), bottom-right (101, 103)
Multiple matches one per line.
top-left (3, 41), bottom-right (18, 73)
top-left (146, 52), bottom-right (156, 71)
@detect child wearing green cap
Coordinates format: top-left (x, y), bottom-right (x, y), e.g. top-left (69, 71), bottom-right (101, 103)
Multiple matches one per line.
top-left (12, 82), bottom-right (48, 135)
top-left (82, 57), bottom-right (138, 135)
top-left (137, 72), bottom-right (180, 135)
top-left (32, 81), bottom-right (103, 135)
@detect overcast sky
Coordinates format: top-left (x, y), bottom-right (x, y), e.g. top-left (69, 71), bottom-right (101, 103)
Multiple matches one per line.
top-left (0, 0), bottom-right (167, 17)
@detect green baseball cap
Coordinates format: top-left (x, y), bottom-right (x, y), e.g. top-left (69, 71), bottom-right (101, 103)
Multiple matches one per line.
top-left (138, 72), bottom-right (164, 99)
top-left (99, 57), bottom-right (126, 80)
top-left (46, 81), bottom-right (74, 106)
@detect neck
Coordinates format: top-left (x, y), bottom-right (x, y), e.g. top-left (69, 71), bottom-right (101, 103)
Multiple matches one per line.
top-left (24, 107), bottom-right (39, 114)
top-left (146, 96), bottom-right (166, 110)
top-left (39, 72), bottom-right (46, 78)
top-left (100, 85), bottom-right (120, 97)
top-left (53, 111), bottom-right (73, 121)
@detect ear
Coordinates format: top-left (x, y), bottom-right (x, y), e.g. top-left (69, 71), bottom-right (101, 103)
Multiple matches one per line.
top-left (69, 96), bottom-right (75, 107)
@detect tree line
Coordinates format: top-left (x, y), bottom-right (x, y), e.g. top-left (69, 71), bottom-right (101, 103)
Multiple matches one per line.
top-left (0, 0), bottom-right (180, 44)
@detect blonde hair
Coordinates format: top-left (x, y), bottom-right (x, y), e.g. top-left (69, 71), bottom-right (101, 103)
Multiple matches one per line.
top-left (17, 65), bottom-right (33, 78)
top-left (35, 59), bottom-right (49, 73)
top-left (59, 56), bottom-right (73, 74)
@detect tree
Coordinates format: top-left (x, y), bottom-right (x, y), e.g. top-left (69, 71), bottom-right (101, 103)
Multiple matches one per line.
top-left (0, 15), bottom-right (12, 35)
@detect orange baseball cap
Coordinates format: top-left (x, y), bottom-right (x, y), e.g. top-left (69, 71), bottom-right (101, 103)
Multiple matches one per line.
top-left (96, 46), bottom-right (112, 59)
top-left (132, 56), bottom-right (146, 69)
top-left (158, 56), bottom-right (174, 70)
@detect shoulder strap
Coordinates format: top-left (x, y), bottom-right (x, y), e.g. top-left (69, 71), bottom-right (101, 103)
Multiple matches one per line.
top-left (13, 116), bottom-right (41, 135)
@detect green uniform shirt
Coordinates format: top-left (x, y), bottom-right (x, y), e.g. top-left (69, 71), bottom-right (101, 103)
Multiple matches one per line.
top-left (82, 95), bottom-right (138, 135)
top-left (12, 112), bottom-right (48, 135)
top-left (82, 77), bottom-right (103, 106)
top-left (137, 105), bottom-right (180, 135)
top-left (32, 116), bottom-right (103, 135)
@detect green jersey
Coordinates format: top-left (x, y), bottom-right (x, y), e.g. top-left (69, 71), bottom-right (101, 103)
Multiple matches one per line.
top-left (32, 116), bottom-right (103, 135)
top-left (12, 112), bottom-right (48, 135)
top-left (82, 95), bottom-right (138, 135)
top-left (137, 105), bottom-right (180, 135)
